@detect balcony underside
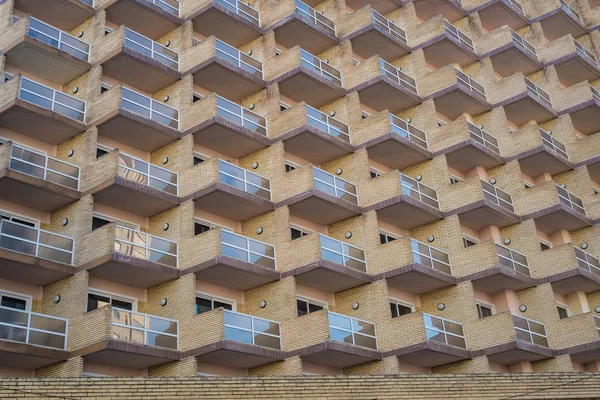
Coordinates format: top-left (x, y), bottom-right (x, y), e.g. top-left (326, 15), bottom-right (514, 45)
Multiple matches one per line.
top-left (385, 341), bottom-right (471, 368)
top-left (290, 341), bottom-right (382, 368)
top-left (278, 189), bottom-right (362, 226)
top-left (540, 268), bottom-right (600, 295)
top-left (428, 87), bottom-right (491, 121)
top-left (511, 147), bottom-right (572, 177)
top-left (582, 156), bottom-right (600, 183)
top-left (105, 0), bottom-right (181, 40)
top-left (0, 340), bottom-right (68, 369)
top-left (274, 70), bottom-right (345, 108)
top-left (186, 340), bottom-right (285, 369)
top-left (523, 204), bottom-right (592, 235)
top-left (187, 255), bottom-right (280, 291)
top-left (77, 252), bottom-right (180, 288)
top-left (451, 200), bottom-right (519, 231)
top-left (474, 0), bottom-right (530, 31)
top-left (477, 341), bottom-right (554, 365)
top-left (412, 0), bottom-right (466, 22)
top-left (560, 341), bottom-right (600, 364)
top-left (361, 132), bottom-right (432, 170)
top-left (562, 101), bottom-right (600, 136)
top-left (277, 125), bottom-right (354, 165)
top-left (487, 46), bottom-right (542, 78)
top-left (14, 0), bottom-right (94, 31)
top-left (548, 56), bottom-right (600, 88)
top-left (281, 260), bottom-right (371, 292)
top-left (0, 169), bottom-right (80, 212)
top-left (187, 117), bottom-right (270, 159)
top-left (345, 0), bottom-right (401, 15)
top-left (4, 36), bottom-right (91, 85)
top-left (367, 195), bottom-right (443, 230)
top-left (438, 139), bottom-right (504, 175)
top-left (191, 60), bottom-right (266, 102)
top-left (188, 182), bottom-right (275, 222)
top-left (0, 100), bottom-right (85, 145)
top-left (272, 16), bottom-right (338, 55)
top-left (73, 339), bottom-right (179, 369)
top-left (373, 263), bottom-right (456, 295)
top-left (350, 78), bottom-right (421, 113)
top-left (100, 50), bottom-right (181, 94)
top-left (460, 266), bottom-right (536, 295)
top-left (95, 109), bottom-right (182, 152)
top-left (420, 37), bottom-right (478, 69)
top-left (0, 248), bottom-right (75, 286)
top-left (535, 11), bottom-right (587, 42)
top-left (191, 4), bottom-right (263, 48)
top-left (500, 95), bottom-right (557, 127)
top-left (86, 176), bottom-right (179, 217)
top-left (344, 28), bottom-right (410, 62)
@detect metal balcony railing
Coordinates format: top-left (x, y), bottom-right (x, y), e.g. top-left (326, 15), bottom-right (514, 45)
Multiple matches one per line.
top-left (116, 152), bottom-right (178, 195)
top-left (371, 10), bottom-right (407, 45)
top-left (468, 123), bottom-right (500, 154)
top-left (224, 310), bottom-right (281, 350)
top-left (424, 313), bottom-right (466, 349)
top-left (221, 230), bottom-right (276, 270)
top-left (496, 244), bottom-right (530, 276)
top-left (124, 28), bottom-right (179, 70)
top-left (0, 306), bottom-right (67, 350)
top-left (380, 59), bottom-right (417, 94)
top-left (0, 220), bottom-right (74, 265)
top-left (111, 308), bottom-right (178, 349)
top-left (481, 180), bottom-right (514, 212)
top-left (300, 49), bottom-right (342, 86)
top-left (539, 128), bottom-right (568, 160)
top-left (506, 0), bottom-right (524, 15)
top-left (121, 87), bottom-right (179, 129)
top-left (10, 144), bottom-right (80, 190)
top-left (443, 20), bottom-right (475, 52)
top-left (306, 105), bottom-right (350, 142)
top-left (574, 40), bottom-right (598, 67)
top-left (313, 167), bottom-right (358, 204)
top-left (320, 234), bottom-right (367, 272)
top-left (219, 160), bottom-right (271, 200)
top-left (216, 0), bottom-right (260, 27)
top-left (114, 225), bottom-right (178, 267)
top-left (328, 311), bottom-right (377, 349)
top-left (557, 185), bottom-right (585, 215)
top-left (510, 30), bottom-right (537, 58)
top-left (513, 315), bottom-right (549, 347)
top-left (411, 239), bottom-right (451, 274)
top-left (146, 0), bottom-right (180, 16)
top-left (389, 114), bottom-right (428, 149)
top-left (18, 77), bottom-right (86, 122)
top-left (28, 17), bottom-right (90, 61)
top-left (215, 39), bottom-right (263, 78)
top-left (216, 95), bottom-right (267, 136)
top-left (400, 173), bottom-right (439, 209)
top-left (524, 77), bottom-right (552, 107)
top-left (574, 247), bottom-right (600, 276)
top-left (591, 86), bottom-right (600, 102)
top-left (560, 0), bottom-right (582, 23)
top-left (455, 69), bottom-right (486, 100)
top-left (295, 0), bottom-right (335, 36)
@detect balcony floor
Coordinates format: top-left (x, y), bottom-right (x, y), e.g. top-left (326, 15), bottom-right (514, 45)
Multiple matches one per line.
top-left (272, 16), bottom-right (338, 55)
top-left (451, 199), bottom-right (519, 231)
top-left (367, 196), bottom-right (444, 230)
top-left (540, 268), bottom-right (600, 295)
top-left (278, 189), bottom-right (362, 226)
top-left (0, 248), bottom-right (75, 286)
top-left (274, 70), bottom-right (345, 109)
top-left (289, 341), bottom-right (382, 368)
top-left (350, 77), bottom-right (421, 113)
top-left (73, 339), bottom-right (179, 369)
top-left (438, 139), bottom-right (504, 175)
top-left (191, 60), bottom-right (266, 102)
top-left (374, 263), bottom-right (456, 295)
top-left (476, 341), bottom-right (554, 365)
top-left (0, 340), bottom-right (68, 369)
top-left (460, 266), bottom-right (536, 295)
top-left (186, 340), bottom-right (285, 369)
top-left (281, 260), bottom-right (372, 293)
top-left (524, 204), bottom-right (592, 235)
top-left (191, 4), bottom-right (263, 48)
top-left (14, 0), bottom-right (94, 31)
top-left (511, 147), bottom-right (572, 178)
top-left (361, 133), bottom-right (432, 171)
top-left (277, 125), bottom-right (354, 165)
top-left (385, 341), bottom-right (471, 368)
top-left (344, 28), bottom-right (410, 62)
top-left (105, 0), bottom-right (181, 40)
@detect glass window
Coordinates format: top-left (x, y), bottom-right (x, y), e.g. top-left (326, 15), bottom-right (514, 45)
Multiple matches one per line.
top-left (463, 236), bottom-right (478, 248)
top-left (194, 220), bottom-right (213, 236)
top-left (193, 93), bottom-right (203, 103)
top-left (450, 175), bottom-right (461, 185)
top-left (0, 293), bottom-right (28, 310)
top-left (92, 216), bottom-right (111, 231)
top-left (360, 110), bottom-right (370, 119)
top-left (195, 295), bottom-right (233, 315)
top-left (193, 152), bottom-right (207, 166)
top-left (96, 146), bottom-right (109, 158)
top-left (540, 241), bottom-right (551, 251)
top-left (279, 102), bottom-right (290, 111)
top-left (296, 297), bottom-right (325, 317)
top-left (380, 230), bottom-right (397, 245)
top-left (370, 169), bottom-right (383, 179)
top-left (390, 300), bottom-right (413, 318)
top-left (87, 292), bottom-right (133, 312)
top-left (291, 225), bottom-right (310, 240)
top-left (285, 161), bottom-right (298, 172)
top-left (476, 303), bottom-right (493, 319)
top-left (100, 83), bottom-right (111, 94)
top-left (557, 305), bottom-right (569, 319)
top-left (0, 212), bottom-right (36, 228)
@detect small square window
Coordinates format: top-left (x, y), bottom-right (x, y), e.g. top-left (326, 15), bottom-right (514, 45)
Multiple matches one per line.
top-left (379, 230), bottom-right (397, 245)
top-left (285, 160), bottom-right (299, 173)
top-left (476, 303), bottom-right (493, 319)
top-left (96, 146), bottom-right (109, 158)
top-left (360, 110), bottom-right (370, 120)
top-left (450, 175), bottom-right (461, 185)
top-left (390, 300), bottom-right (413, 318)
top-left (280, 102), bottom-right (290, 112)
top-left (463, 236), bottom-right (478, 248)
top-left (297, 297), bottom-right (326, 317)
top-left (192, 38), bottom-right (201, 47)
top-left (370, 168), bottom-right (383, 179)
top-left (196, 295), bottom-right (233, 315)
top-left (194, 220), bottom-right (213, 236)
top-left (193, 92), bottom-right (203, 103)
top-left (100, 82), bottom-right (111, 94)
top-left (557, 305), bottom-right (569, 319)
top-left (291, 225), bottom-right (310, 240)
top-left (275, 48), bottom-right (283, 56)
top-left (104, 27), bottom-right (112, 36)
top-left (540, 241), bottom-right (551, 251)
top-left (193, 152), bottom-right (207, 166)
top-left (3, 72), bottom-right (14, 83)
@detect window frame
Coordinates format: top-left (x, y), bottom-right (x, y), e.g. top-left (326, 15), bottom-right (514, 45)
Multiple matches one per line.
top-left (462, 235), bottom-right (479, 248)
top-left (369, 167), bottom-right (384, 179)
top-left (195, 292), bottom-right (237, 313)
top-left (92, 212), bottom-right (140, 231)
top-left (0, 289), bottom-right (32, 311)
top-left (290, 224), bottom-right (311, 240)
top-left (389, 298), bottom-right (414, 318)
top-left (539, 239), bottom-right (552, 251)
top-left (0, 210), bottom-right (39, 229)
top-left (379, 229), bottom-right (398, 245)
top-left (449, 175), bottom-right (462, 185)
top-left (556, 303), bottom-right (570, 319)
top-left (193, 151), bottom-right (209, 165)
top-left (87, 288), bottom-right (138, 312)
top-left (475, 301), bottom-right (495, 319)
top-left (296, 295), bottom-right (327, 317)
top-left (194, 218), bottom-right (217, 236)
top-left (285, 160), bottom-right (300, 173)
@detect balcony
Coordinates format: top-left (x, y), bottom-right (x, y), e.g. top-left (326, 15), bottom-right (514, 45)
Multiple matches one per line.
top-left (508, 127), bottom-right (571, 177)
top-left (470, 0), bottom-right (529, 31)
top-left (414, 18), bottom-right (478, 69)
top-left (383, 312), bottom-right (470, 368)
top-left (542, 38), bottom-right (600, 87)
top-left (0, 306), bottom-right (69, 369)
top-left (481, 28), bottom-right (541, 79)
top-left (535, 244), bottom-right (600, 294)
top-left (104, 0), bottom-right (181, 40)
top-left (0, 219), bottom-right (75, 286)
top-left (189, 0), bottom-right (262, 48)
top-left (411, 0), bottom-right (466, 23)
top-left (184, 228), bottom-right (279, 291)
top-left (533, 0), bottom-right (587, 41)
top-left (268, 47), bottom-right (344, 108)
top-left (340, 8), bottom-right (410, 62)
top-left (347, 57), bottom-right (420, 113)
top-left (494, 75), bottom-right (557, 126)
top-left (183, 94), bottom-right (269, 159)
top-left (13, 0), bottom-right (95, 31)
top-left (558, 85), bottom-right (600, 136)
top-left (186, 37), bottom-right (265, 101)
top-left (96, 27), bottom-right (180, 93)
top-left (345, 0), bottom-right (402, 14)
top-left (555, 314), bottom-right (600, 364)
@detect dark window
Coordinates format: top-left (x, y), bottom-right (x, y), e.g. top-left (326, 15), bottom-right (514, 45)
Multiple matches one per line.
top-left (476, 304), bottom-right (493, 319)
top-left (87, 293), bottom-right (132, 312)
top-left (285, 163), bottom-right (296, 172)
top-left (196, 296), bottom-right (232, 315)
top-left (540, 242), bottom-right (551, 251)
top-left (463, 237), bottom-right (478, 248)
top-left (380, 232), bottom-right (396, 244)
top-left (370, 170), bottom-right (382, 179)
top-left (92, 216), bottom-right (111, 231)
top-left (280, 103), bottom-right (289, 111)
top-left (0, 215), bottom-right (35, 228)
top-left (450, 176), bottom-right (461, 185)
top-left (1, 295), bottom-right (27, 310)
top-left (557, 306), bottom-right (569, 319)
top-left (297, 298), bottom-right (324, 317)
top-left (193, 93), bottom-right (203, 103)
top-left (96, 147), bottom-right (109, 158)
top-left (390, 302), bottom-right (412, 318)
top-left (291, 227), bottom-right (309, 240)
top-left (194, 222), bottom-right (212, 236)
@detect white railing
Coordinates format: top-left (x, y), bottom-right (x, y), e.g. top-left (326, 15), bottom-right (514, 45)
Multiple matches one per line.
top-left (0, 306), bottom-right (67, 350)
top-left (574, 40), bottom-right (598, 67)
top-left (380, 59), bottom-right (417, 94)
top-left (539, 128), bottom-right (568, 160)
top-left (215, 0), bottom-right (260, 27)
top-left (400, 173), bottom-right (439, 209)
top-left (455, 69), bottom-right (486, 99)
top-left (295, 0), bottom-right (335, 35)
top-left (389, 114), bottom-right (428, 149)
top-left (116, 152), bottom-right (178, 195)
top-left (557, 185), bottom-right (585, 215)
top-left (18, 76), bottom-right (86, 123)
top-left (114, 225), bottom-right (178, 267)
top-left (216, 95), bottom-right (267, 136)
top-left (328, 311), bottom-right (377, 349)
top-left (444, 20), bottom-right (475, 52)
top-left (511, 30), bottom-right (537, 58)
top-left (111, 308), bottom-right (178, 349)
top-left (320, 234), bottom-right (367, 272)
top-left (574, 247), bottom-right (600, 276)
top-left (121, 87), bottom-right (179, 129)
top-left (10, 143), bottom-right (80, 190)
top-left (215, 39), bottom-right (263, 78)
top-left (221, 230), bottom-right (276, 270)
top-left (591, 86), bottom-right (600, 102)
top-left (224, 310), bottom-right (281, 350)
top-left (313, 167), bottom-right (358, 204)
top-left (513, 315), bottom-right (549, 347)
top-left (496, 244), bottom-right (530, 276)
top-left (300, 49), bottom-right (342, 86)
top-left (306, 105), bottom-right (349, 142)
top-left (371, 10), bottom-right (407, 45)
top-left (524, 77), bottom-right (552, 107)
top-left (146, 0), bottom-right (179, 16)
top-left (411, 239), bottom-right (451, 275)
top-left (28, 17), bottom-right (90, 61)
top-left (219, 159), bottom-right (271, 200)
top-left (482, 180), bottom-right (514, 212)
top-left (423, 313), bottom-right (466, 349)
top-left (506, 0), bottom-right (524, 15)
top-left (560, 0), bottom-right (582, 23)
top-left (124, 28), bottom-right (179, 70)
top-left (0, 220), bottom-right (74, 265)
top-left (468, 123), bottom-right (500, 154)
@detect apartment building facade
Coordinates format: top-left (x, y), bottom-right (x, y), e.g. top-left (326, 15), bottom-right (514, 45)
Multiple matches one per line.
top-left (0, 0), bottom-right (600, 378)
